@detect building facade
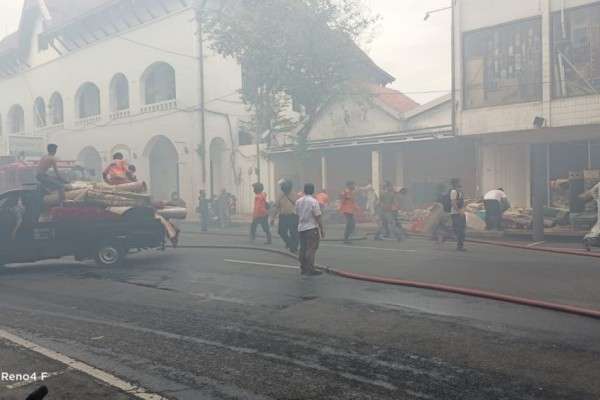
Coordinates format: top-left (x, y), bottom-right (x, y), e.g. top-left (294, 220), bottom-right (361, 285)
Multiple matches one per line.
top-left (0, 0), bottom-right (247, 210)
top-left (455, 0), bottom-right (600, 207)
top-left (264, 90), bottom-right (474, 207)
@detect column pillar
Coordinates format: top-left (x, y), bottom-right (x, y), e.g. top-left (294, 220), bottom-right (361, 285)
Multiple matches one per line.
top-left (371, 150), bottom-right (382, 195)
top-left (532, 144), bottom-right (546, 242)
top-left (321, 154), bottom-right (328, 190)
top-left (395, 149), bottom-right (405, 188)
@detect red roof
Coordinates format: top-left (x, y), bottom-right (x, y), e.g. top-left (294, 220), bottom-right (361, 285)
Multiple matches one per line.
top-left (368, 84), bottom-right (420, 114)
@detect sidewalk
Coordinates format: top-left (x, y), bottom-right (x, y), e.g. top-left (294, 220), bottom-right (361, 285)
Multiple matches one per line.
top-left (179, 221), bottom-right (592, 252)
top-left (0, 337), bottom-right (137, 400)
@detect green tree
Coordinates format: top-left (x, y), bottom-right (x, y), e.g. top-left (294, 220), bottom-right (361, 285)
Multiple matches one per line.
top-left (203, 0), bottom-right (383, 180)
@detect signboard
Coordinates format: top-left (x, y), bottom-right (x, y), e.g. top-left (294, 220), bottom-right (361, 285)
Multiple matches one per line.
top-left (8, 135), bottom-right (45, 158)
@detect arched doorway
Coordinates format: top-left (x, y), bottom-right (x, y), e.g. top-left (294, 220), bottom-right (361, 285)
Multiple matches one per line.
top-left (77, 146), bottom-right (103, 181)
top-left (209, 137), bottom-right (228, 197)
top-left (145, 136), bottom-right (179, 201)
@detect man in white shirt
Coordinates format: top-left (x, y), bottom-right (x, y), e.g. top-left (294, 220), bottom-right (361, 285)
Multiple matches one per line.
top-left (484, 188), bottom-right (510, 231)
top-left (450, 178), bottom-right (466, 251)
top-left (296, 183), bottom-right (325, 276)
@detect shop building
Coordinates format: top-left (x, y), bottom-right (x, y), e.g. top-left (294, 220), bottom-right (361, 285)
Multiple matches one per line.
top-left (455, 0), bottom-right (600, 208)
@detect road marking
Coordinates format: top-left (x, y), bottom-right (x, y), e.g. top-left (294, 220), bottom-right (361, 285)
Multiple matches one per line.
top-left (0, 329), bottom-right (168, 400)
top-left (322, 244), bottom-right (417, 253)
top-left (224, 259), bottom-right (299, 270)
top-left (527, 241), bottom-right (545, 248)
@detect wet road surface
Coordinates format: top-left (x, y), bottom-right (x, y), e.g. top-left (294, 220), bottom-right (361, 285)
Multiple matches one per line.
top-left (1, 233), bottom-right (600, 399)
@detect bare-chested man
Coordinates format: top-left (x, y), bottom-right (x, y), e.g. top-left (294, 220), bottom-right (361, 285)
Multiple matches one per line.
top-left (37, 144), bottom-right (67, 205)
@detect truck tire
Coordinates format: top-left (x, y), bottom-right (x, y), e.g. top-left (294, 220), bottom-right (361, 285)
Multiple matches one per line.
top-left (94, 243), bottom-right (125, 267)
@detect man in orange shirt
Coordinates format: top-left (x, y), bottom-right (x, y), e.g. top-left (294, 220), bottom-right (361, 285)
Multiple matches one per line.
top-left (102, 152), bottom-right (130, 185)
top-left (339, 181), bottom-right (357, 244)
top-left (315, 189), bottom-right (330, 211)
top-left (250, 182), bottom-right (272, 244)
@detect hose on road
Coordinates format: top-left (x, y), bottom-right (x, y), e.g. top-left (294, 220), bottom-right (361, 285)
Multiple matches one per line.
top-left (172, 244), bottom-right (600, 320)
top-left (467, 238), bottom-right (600, 258)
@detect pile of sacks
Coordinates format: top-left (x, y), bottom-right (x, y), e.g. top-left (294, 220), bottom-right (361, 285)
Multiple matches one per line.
top-left (44, 181), bottom-right (150, 208)
top-left (42, 180), bottom-right (186, 246)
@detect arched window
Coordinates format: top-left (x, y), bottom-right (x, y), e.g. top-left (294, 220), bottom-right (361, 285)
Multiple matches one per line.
top-left (141, 62), bottom-right (176, 105)
top-left (49, 92), bottom-right (64, 125)
top-left (33, 97), bottom-right (47, 128)
top-left (110, 73), bottom-right (130, 111)
top-left (7, 105), bottom-right (25, 134)
top-left (75, 82), bottom-right (101, 119)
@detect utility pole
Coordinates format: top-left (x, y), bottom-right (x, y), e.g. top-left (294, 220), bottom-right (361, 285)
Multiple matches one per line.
top-left (255, 89), bottom-right (262, 184)
top-left (195, 2), bottom-right (208, 186)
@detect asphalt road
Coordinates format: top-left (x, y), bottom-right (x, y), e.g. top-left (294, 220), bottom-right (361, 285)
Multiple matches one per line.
top-left (1, 230), bottom-right (600, 399)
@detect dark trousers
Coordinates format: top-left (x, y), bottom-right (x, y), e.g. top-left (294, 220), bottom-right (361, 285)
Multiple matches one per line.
top-left (299, 228), bottom-right (320, 272)
top-left (344, 213), bottom-right (356, 241)
top-left (37, 172), bottom-right (65, 202)
top-left (451, 214), bottom-right (466, 249)
top-left (484, 200), bottom-right (502, 230)
top-left (376, 211), bottom-right (404, 240)
top-left (278, 214), bottom-right (299, 251)
top-left (250, 216), bottom-right (271, 242)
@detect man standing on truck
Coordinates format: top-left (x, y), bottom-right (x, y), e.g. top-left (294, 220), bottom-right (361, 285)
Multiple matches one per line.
top-left (102, 152), bottom-right (130, 185)
top-left (37, 144), bottom-right (67, 205)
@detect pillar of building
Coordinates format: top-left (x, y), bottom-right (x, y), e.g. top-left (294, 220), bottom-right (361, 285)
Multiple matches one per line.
top-left (371, 150), bottom-right (382, 195)
top-left (395, 149), bottom-right (405, 189)
top-left (320, 154), bottom-right (328, 190)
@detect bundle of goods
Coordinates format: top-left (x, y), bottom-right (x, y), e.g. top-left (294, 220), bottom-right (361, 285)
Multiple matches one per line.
top-left (42, 181), bottom-right (182, 246)
top-left (549, 179), bottom-right (570, 209)
top-left (156, 207), bottom-right (188, 220)
top-left (502, 209), bottom-right (532, 230)
top-left (405, 205), bottom-right (448, 234)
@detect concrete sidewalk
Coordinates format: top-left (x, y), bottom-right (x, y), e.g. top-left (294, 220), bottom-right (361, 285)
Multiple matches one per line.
top-left (179, 221), bottom-right (594, 252)
top-left (0, 337), bottom-right (138, 400)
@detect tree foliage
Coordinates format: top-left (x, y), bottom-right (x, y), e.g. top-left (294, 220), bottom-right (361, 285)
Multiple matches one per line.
top-left (203, 0), bottom-right (380, 138)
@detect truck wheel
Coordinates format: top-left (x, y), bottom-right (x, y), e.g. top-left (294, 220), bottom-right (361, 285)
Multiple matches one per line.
top-left (94, 243), bottom-right (125, 267)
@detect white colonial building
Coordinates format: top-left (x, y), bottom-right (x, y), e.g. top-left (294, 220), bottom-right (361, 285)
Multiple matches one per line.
top-left (0, 0), bottom-right (247, 211)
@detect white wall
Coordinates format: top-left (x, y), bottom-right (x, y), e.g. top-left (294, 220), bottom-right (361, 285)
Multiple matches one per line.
top-left (458, 0), bottom-right (543, 32)
top-left (308, 97), bottom-right (402, 141)
top-left (456, 0), bottom-right (600, 138)
top-left (480, 143), bottom-right (531, 208)
top-left (236, 144), bottom-right (273, 215)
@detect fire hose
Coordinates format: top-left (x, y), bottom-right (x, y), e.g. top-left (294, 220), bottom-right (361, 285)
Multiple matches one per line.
top-left (174, 244), bottom-right (600, 320)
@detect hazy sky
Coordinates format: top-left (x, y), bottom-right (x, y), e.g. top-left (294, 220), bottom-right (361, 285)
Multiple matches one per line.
top-left (0, 0), bottom-right (451, 104)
